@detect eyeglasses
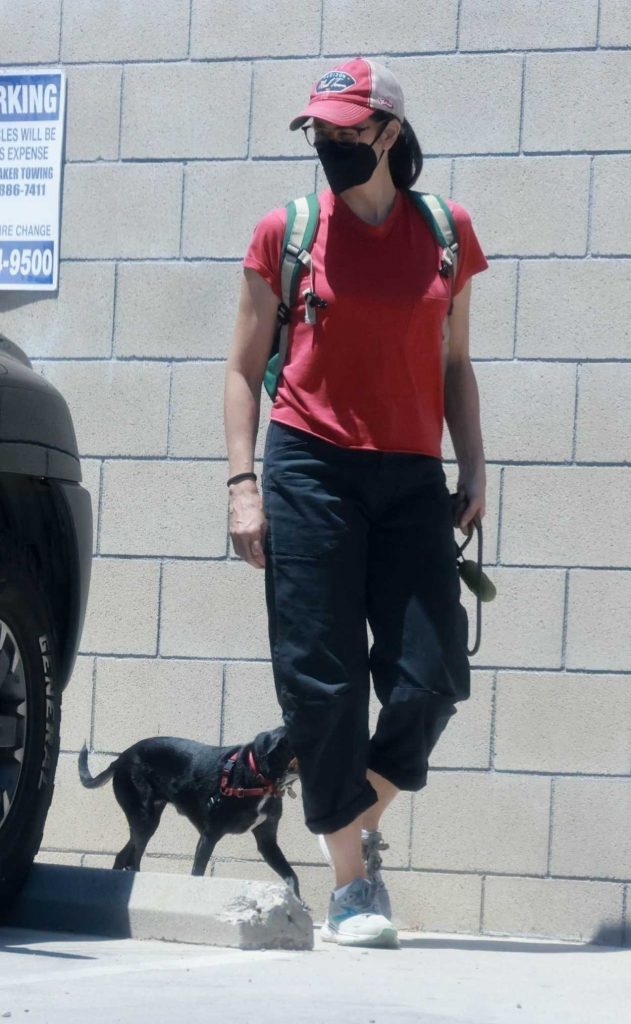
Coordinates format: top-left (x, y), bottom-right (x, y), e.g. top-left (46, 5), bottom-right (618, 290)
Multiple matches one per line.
top-left (301, 123), bottom-right (374, 148)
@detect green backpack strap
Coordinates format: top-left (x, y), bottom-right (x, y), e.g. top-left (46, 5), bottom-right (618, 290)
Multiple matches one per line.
top-left (408, 191), bottom-right (459, 307)
top-left (263, 192), bottom-right (320, 401)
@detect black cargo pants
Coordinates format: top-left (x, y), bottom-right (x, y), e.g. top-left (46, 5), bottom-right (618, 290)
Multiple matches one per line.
top-left (262, 420), bottom-right (470, 835)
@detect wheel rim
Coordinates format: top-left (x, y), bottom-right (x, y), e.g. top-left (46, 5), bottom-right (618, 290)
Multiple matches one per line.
top-left (0, 620), bottom-right (27, 832)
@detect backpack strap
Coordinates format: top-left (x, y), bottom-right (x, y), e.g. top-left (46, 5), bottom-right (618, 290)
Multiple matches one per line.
top-left (408, 191), bottom-right (459, 310)
top-left (263, 193), bottom-right (320, 401)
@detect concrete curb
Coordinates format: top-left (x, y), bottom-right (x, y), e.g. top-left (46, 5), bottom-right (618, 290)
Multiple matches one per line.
top-left (5, 864), bottom-right (314, 950)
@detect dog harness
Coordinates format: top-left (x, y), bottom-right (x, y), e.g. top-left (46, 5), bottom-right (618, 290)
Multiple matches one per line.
top-left (219, 749), bottom-right (281, 799)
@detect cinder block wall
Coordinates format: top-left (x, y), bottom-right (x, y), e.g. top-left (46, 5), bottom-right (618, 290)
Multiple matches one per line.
top-left (1, 0), bottom-right (630, 944)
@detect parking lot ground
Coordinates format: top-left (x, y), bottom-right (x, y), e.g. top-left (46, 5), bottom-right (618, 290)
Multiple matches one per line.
top-left (0, 925), bottom-right (629, 1024)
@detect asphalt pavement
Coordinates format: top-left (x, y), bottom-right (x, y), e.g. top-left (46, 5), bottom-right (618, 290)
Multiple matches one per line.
top-left (1, 926), bottom-right (629, 1023)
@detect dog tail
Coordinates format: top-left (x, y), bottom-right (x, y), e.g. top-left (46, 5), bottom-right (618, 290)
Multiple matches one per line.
top-left (78, 743), bottom-right (117, 789)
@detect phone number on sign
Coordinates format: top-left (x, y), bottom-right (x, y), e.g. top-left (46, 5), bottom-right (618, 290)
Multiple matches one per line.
top-left (0, 244), bottom-right (54, 285)
top-left (0, 183), bottom-right (47, 197)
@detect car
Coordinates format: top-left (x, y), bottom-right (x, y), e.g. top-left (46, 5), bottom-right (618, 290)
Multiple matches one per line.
top-left (0, 332), bottom-right (92, 912)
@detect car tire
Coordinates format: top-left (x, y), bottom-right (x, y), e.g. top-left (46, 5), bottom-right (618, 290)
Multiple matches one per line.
top-left (0, 535), bottom-right (61, 914)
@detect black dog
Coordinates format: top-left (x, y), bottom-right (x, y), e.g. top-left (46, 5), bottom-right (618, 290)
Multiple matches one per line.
top-left (78, 726), bottom-right (301, 897)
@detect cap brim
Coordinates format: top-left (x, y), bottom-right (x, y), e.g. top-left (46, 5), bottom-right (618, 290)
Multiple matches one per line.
top-left (289, 99), bottom-right (372, 131)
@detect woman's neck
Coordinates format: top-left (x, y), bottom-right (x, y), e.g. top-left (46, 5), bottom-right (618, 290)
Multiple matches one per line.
top-left (336, 173), bottom-right (398, 226)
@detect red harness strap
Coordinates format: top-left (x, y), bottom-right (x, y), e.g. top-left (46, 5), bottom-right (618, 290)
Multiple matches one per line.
top-left (219, 749), bottom-right (280, 799)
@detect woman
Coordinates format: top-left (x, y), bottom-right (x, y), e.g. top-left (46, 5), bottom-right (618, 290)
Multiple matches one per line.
top-left (224, 58), bottom-right (488, 948)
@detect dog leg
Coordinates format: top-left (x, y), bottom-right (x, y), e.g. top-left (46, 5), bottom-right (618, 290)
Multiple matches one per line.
top-left (252, 821), bottom-right (301, 900)
top-left (191, 829), bottom-right (221, 877)
top-left (113, 840), bottom-right (137, 871)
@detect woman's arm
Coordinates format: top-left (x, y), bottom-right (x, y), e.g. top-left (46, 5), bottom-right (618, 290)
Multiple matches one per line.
top-left (224, 267), bottom-right (278, 568)
top-left (443, 278), bottom-right (486, 533)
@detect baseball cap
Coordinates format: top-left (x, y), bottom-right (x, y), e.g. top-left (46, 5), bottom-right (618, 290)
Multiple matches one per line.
top-left (289, 57), bottom-right (405, 130)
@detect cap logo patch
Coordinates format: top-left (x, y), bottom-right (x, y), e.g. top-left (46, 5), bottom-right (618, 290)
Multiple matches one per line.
top-left (316, 71), bottom-right (357, 93)
top-left (375, 95), bottom-right (394, 109)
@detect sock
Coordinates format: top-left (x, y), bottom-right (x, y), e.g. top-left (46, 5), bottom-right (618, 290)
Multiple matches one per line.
top-left (333, 878), bottom-right (367, 899)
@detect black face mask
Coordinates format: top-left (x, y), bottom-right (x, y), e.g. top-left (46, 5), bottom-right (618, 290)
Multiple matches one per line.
top-left (314, 124), bottom-right (388, 195)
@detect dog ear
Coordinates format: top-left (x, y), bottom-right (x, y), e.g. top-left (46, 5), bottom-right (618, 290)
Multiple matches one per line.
top-left (252, 726), bottom-right (290, 770)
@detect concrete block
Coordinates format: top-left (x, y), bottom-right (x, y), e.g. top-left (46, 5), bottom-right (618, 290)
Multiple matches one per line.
top-left (122, 64), bottom-right (250, 160)
top-left (454, 157), bottom-right (590, 256)
top-left (100, 461), bottom-right (228, 557)
top-left (566, 570), bottom-right (631, 671)
top-left (252, 59), bottom-right (335, 158)
top-left (213, 861), bottom-right (331, 925)
top-left (0, 0), bottom-right (60, 62)
top-left (471, 362), bottom-right (576, 463)
top-left (6, 865), bottom-right (313, 949)
top-left (36, 852), bottom-right (83, 867)
top-left (182, 161), bottom-right (316, 259)
top-left (484, 876), bottom-right (624, 946)
top-left (576, 364), bottom-right (631, 462)
top-left (60, 655), bottom-right (94, 753)
top-left (160, 561), bottom-right (269, 659)
top-left (65, 64), bottom-right (121, 162)
top-left (39, 361), bottom-right (170, 457)
top-left (383, 870), bottom-right (482, 933)
top-left (524, 53), bottom-right (631, 152)
top-left (62, 164), bottom-right (182, 259)
top-left (222, 661), bottom-right (282, 746)
top-left (600, 0), bottom-right (631, 45)
top-left (592, 156), bottom-right (631, 256)
top-left (191, 0), bottom-right (321, 57)
top-left (115, 262), bottom-right (242, 360)
top-left (0, 263), bottom-right (115, 358)
top-left (82, 853), bottom-right (190, 875)
top-left (79, 459), bottom-right (101, 554)
top-left (412, 772), bottom-right (551, 874)
top-left (495, 672), bottom-right (631, 774)
top-left (459, 567), bottom-right (565, 669)
top-left (550, 778), bottom-right (631, 879)
top-left (417, 158), bottom-right (452, 199)
top-left (392, 56), bottom-right (522, 155)
top-left (61, 0), bottom-right (189, 61)
top-left (502, 467), bottom-right (631, 567)
top-left (170, 363), bottom-right (225, 458)
top-left (43, 751), bottom-right (127, 852)
top-left (517, 259), bottom-right (631, 358)
top-left (170, 363), bottom-right (272, 461)
top-left (430, 671), bottom-right (494, 769)
top-left (323, 1), bottom-right (457, 53)
top-left (442, 462), bottom-right (501, 565)
top-left (80, 557), bottom-right (160, 656)
top-left (469, 259), bottom-right (517, 359)
top-left (460, 0), bottom-right (598, 50)
top-left (92, 657), bottom-right (223, 751)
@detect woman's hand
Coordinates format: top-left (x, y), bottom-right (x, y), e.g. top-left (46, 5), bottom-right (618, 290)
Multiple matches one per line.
top-left (228, 480), bottom-right (267, 568)
top-left (453, 471), bottom-right (486, 535)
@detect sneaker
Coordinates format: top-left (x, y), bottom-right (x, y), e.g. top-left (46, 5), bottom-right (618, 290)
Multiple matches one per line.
top-left (320, 878), bottom-right (398, 948)
top-left (317, 830), bottom-right (392, 919)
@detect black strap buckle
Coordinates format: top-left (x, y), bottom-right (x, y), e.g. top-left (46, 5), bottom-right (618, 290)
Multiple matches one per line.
top-left (277, 301), bottom-right (291, 326)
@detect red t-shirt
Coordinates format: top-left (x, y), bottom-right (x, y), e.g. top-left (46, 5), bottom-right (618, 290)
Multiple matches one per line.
top-left (243, 187), bottom-right (488, 457)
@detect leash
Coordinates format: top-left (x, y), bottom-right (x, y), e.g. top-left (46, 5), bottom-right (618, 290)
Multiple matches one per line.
top-left (454, 511), bottom-right (497, 657)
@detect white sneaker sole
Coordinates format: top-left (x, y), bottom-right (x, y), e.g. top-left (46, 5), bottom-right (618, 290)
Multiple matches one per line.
top-left (320, 922), bottom-right (399, 949)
